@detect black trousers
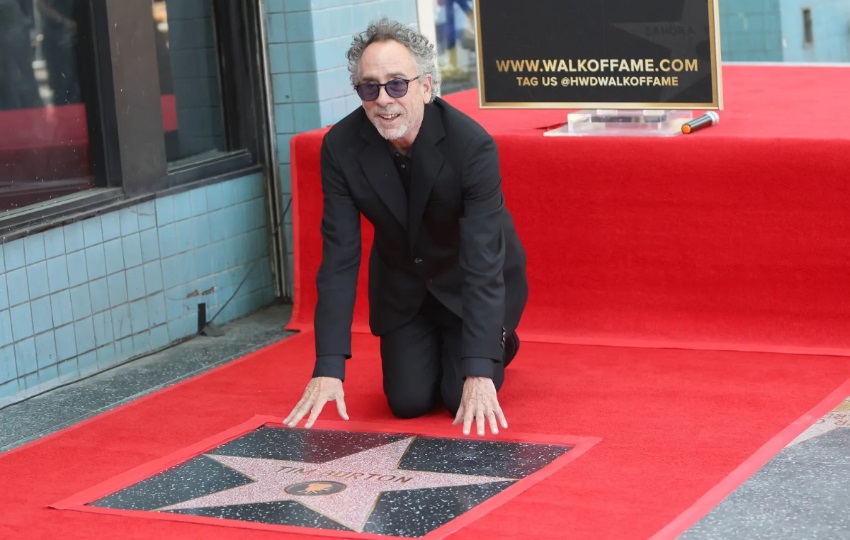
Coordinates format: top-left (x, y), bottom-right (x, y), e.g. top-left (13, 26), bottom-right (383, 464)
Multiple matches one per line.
top-left (380, 293), bottom-right (506, 418)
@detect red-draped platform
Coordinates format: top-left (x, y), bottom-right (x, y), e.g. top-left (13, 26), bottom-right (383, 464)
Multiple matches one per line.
top-left (2, 65), bottom-right (850, 540)
top-left (289, 64), bottom-right (850, 356)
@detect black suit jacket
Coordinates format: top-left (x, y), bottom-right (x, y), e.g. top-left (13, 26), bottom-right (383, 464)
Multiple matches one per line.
top-left (314, 97), bottom-right (528, 376)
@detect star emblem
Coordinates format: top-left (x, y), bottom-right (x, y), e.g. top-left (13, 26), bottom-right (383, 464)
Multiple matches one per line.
top-left (789, 398), bottom-right (850, 446)
top-left (158, 437), bottom-right (516, 532)
top-left (612, 0), bottom-right (714, 101)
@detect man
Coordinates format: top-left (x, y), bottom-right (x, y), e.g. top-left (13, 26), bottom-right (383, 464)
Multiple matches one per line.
top-left (284, 18), bottom-right (528, 436)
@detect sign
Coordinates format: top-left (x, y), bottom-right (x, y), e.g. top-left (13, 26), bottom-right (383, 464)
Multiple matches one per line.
top-left (474, 0), bottom-right (722, 109)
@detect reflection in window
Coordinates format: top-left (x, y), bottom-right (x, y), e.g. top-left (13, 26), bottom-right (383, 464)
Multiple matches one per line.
top-left (152, 0), bottom-right (226, 166)
top-left (0, 0), bottom-right (94, 212)
top-left (434, 0), bottom-right (479, 94)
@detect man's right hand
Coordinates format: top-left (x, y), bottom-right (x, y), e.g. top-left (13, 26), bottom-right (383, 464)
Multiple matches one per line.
top-left (284, 377), bottom-right (349, 428)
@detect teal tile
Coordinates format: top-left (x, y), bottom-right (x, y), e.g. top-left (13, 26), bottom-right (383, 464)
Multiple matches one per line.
top-left (265, 0), bottom-right (284, 12)
top-left (4, 239), bottom-right (25, 271)
top-left (10, 304), bottom-right (33, 341)
top-left (47, 256), bottom-right (70, 293)
top-left (83, 216), bottom-right (104, 247)
top-left (1, 345), bottom-right (17, 384)
top-left (290, 73), bottom-right (319, 103)
top-left (104, 239), bottom-right (125, 275)
top-left (31, 297), bottom-right (53, 335)
top-left (85, 244), bottom-right (107, 280)
top-left (6, 267), bottom-right (29, 306)
top-left (50, 291), bottom-right (73, 327)
top-left (132, 331), bottom-right (151, 357)
top-left (275, 104), bottom-right (296, 132)
top-left (43, 228), bottom-right (65, 258)
top-left (89, 277), bottom-right (110, 314)
top-left (0, 380), bottom-right (19, 401)
top-left (140, 228), bottom-right (161, 263)
top-left (294, 101), bottom-right (322, 132)
top-left (64, 221), bottom-right (85, 252)
top-left (74, 318), bottom-right (96, 354)
top-left (111, 304), bottom-right (132, 340)
top-left (143, 262), bottom-right (164, 294)
top-left (101, 212), bottom-right (121, 241)
top-left (268, 43), bottom-right (290, 74)
top-left (155, 196), bottom-right (175, 226)
top-left (70, 284), bottom-right (93, 319)
top-left (172, 191), bottom-right (193, 222)
top-left (14, 337), bottom-right (37, 375)
top-left (24, 235), bottom-right (46, 263)
top-left (288, 42), bottom-right (316, 72)
top-left (127, 266), bottom-right (146, 301)
top-left (34, 331), bottom-right (58, 369)
top-left (150, 324), bottom-right (169, 349)
top-left (119, 208), bottom-right (140, 236)
top-left (272, 73), bottom-right (293, 103)
top-left (267, 13), bottom-right (288, 43)
top-left (107, 273), bottom-right (128, 305)
top-left (147, 294), bottom-right (167, 326)
top-left (123, 234), bottom-right (143, 268)
top-left (158, 223), bottom-right (179, 257)
top-left (67, 250), bottom-right (88, 287)
top-left (54, 323), bottom-right (77, 361)
top-left (0, 276), bottom-right (7, 311)
top-left (285, 11), bottom-right (314, 42)
top-left (57, 358), bottom-right (78, 381)
top-left (92, 311), bottom-right (114, 348)
top-left (78, 350), bottom-right (98, 376)
top-left (192, 215), bottom-right (211, 248)
top-left (116, 336), bottom-right (135, 361)
top-left (137, 201), bottom-right (157, 230)
top-left (276, 134), bottom-right (293, 162)
top-left (190, 188), bottom-right (208, 214)
top-left (0, 310), bottom-right (10, 346)
top-left (95, 345), bottom-right (116, 369)
top-left (27, 261), bottom-right (49, 300)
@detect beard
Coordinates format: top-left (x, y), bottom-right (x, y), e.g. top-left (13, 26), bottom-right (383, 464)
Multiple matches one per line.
top-left (368, 107), bottom-right (413, 141)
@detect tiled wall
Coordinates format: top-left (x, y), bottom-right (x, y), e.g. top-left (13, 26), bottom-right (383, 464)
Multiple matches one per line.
top-left (264, 0), bottom-right (417, 274)
top-left (779, 0), bottom-right (850, 62)
top-left (0, 174), bottom-right (275, 407)
top-left (718, 0), bottom-right (784, 61)
top-left (718, 0), bottom-right (850, 62)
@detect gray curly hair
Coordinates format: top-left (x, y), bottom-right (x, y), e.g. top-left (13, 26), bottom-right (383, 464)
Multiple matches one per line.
top-left (347, 18), bottom-right (441, 102)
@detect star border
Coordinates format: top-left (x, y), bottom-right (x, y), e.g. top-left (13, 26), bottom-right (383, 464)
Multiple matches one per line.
top-left (51, 415), bottom-right (601, 540)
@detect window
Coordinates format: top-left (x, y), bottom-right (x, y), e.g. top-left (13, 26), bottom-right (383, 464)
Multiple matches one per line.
top-left (802, 8), bottom-right (813, 46)
top-left (0, 0), bottom-right (270, 238)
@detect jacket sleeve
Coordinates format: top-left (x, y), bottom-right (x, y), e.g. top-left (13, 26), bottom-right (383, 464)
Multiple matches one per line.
top-left (458, 133), bottom-right (508, 366)
top-left (313, 134), bottom-right (361, 373)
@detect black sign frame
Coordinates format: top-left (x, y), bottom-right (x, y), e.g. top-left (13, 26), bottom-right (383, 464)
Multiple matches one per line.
top-left (473, 0), bottom-right (722, 109)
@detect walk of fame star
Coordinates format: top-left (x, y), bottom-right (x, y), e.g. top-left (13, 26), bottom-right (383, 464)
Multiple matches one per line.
top-left (158, 437), bottom-right (517, 532)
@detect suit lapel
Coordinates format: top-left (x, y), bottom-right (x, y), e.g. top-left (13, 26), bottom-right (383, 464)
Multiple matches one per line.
top-left (358, 119), bottom-right (408, 227)
top-left (408, 104), bottom-right (446, 246)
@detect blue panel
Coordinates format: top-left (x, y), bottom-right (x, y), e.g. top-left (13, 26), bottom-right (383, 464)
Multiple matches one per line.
top-left (147, 293), bottom-right (167, 326)
top-left (103, 239), bottom-right (125, 275)
top-left (111, 304), bottom-right (132, 340)
top-left (4, 239), bottom-right (25, 271)
top-left (140, 228), bottom-right (161, 263)
top-left (67, 250), bottom-right (89, 287)
top-left (101, 212), bottom-right (121, 241)
top-left (123, 234), bottom-right (144, 269)
top-left (127, 266), bottom-right (146, 300)
top-left (78, 350), bottom-right (98, 376)
top-left (107, 273), bottom-right (128, 305)
top-left (155, 196), bottom-right (175, 226)
top-left (34, 331), bottom-right (58, 369)
top-left (6, 267), bottom-right (29, 307)
top-left (14, 337), bottom-right (37, 375)
top-left (92, 311), bottom-right (114, 348)
top-left (10, 304), bottom-right (33, 342)
top-left (47, 256), bottom-right (70, 294)
top-left (69, 284), bottom-right (92, 320)
top-left (96, 345), bottom-right (116, 370)
top-left (137, 201), bottom-right (157, 231)
top-left (119, 208), bottom-right (140, 236)
top-left (43, 228), bottom-right (66, 259)
top-left (85, 245), bottom-right (108, 280)
top-left (31, 297), bottom-right (53, 335)
top-left (89, 277), bottom-right (110, 314)
top-left (74, 318), bottom-right (96, 355)
top-left (64, 222), bottom-right (85, 253)
top-left (54, 323), bottom-right (77, 361)
top-left (24, 235), bottom-right (46, 264)
top-left (83, 216), bottom-right (104, 247)
top-left (50, 291), bottom-right (73, 327)
top-left (27, 261), bottom-right (49, 301)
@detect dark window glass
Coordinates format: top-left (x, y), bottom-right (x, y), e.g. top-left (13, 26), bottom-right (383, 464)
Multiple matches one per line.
top-left (0, 0), bottom-right (94, 212)
top-left (153, 0), bottom-right (226, 166)
top-left (802, 8), bottom-right (813, 45)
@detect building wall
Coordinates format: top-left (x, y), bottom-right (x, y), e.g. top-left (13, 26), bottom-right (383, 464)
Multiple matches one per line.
top-left (718, 0), bottom-right (784, 61)
top-left (778, 0), bottom-right (850, 62)
top-left (264, 0), bottom-right (418, 274)
top-left (0, 174), bottom-right (275, 407)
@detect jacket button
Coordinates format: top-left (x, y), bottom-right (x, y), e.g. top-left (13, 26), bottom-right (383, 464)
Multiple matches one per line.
top-left (414, 258), bottom-right (423, 264)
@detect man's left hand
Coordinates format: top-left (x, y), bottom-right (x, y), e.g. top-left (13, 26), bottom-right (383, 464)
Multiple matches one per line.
top-left (453, 376), bottom-right (508, 436)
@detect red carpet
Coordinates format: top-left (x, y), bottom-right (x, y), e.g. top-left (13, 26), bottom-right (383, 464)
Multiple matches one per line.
top-left (2, 65), bottom-right (850, 539)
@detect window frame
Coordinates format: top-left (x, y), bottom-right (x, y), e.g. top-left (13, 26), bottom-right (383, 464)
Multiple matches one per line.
top-left (0, 0), bottom-right (270, 241)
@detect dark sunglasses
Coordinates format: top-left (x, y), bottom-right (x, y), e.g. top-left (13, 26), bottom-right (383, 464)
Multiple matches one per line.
top-left (355, 76), bottom-right (420, 101)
